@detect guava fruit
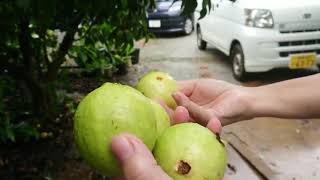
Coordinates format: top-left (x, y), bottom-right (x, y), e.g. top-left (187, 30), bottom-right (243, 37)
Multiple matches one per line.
top-left (136, 71), bottom-right (177, 109)
top-left (150, 101), bottom-right (171, 138)
top-left (74, 83), bottom-right (157, 176)
top-left (153, 123), bottom-right (227, 180)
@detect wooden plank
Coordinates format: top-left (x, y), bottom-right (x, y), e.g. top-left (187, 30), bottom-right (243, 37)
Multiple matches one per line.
top-left (224, 144), bottom-right (264, 180)
top-left (222, 118), bottom-right (320, 180)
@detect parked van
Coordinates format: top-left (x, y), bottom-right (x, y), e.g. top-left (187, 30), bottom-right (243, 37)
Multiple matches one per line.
top-left (196, 0), bottom-right (320, 80)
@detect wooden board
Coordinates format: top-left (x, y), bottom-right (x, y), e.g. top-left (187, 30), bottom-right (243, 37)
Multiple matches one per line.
top-left (224, 144), bottom-right (263, 180)
top-left (222, 118), bottom-right (320, 180)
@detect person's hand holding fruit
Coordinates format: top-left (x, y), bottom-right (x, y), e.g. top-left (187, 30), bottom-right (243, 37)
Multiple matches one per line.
top-left (110, 133), bottom-right (171, 180)
top-left (75, 71), bottom-right (320, 180)
top-left (74, 72), bottom-right (228, 180)
top-left (164, 79), bottom-right (254, 134)
top-left (110, 77), bottom-right (250, 180)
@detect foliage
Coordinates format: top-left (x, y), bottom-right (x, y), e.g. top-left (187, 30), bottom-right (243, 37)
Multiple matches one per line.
top-left (182, 0), bottom-right (211, 19)
top-left (0, 76), bottom-right (39, 143)
top-left (0, 0), bottom-right (211, 131)
top-left (69, 23), bottom-right (136, 75)
top-left (0, 118), bottom-right (39, 144)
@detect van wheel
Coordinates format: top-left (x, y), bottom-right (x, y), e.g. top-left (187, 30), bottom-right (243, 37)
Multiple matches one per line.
top-left (184, 18), bottom-right (193, 35)
top-left (197, 26), bottom-right (207, 50)
top-left (231, 44), bottom-right (248, 81)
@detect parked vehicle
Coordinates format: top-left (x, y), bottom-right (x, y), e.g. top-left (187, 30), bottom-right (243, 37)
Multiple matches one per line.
top-left (196, 0), bottom-right (320, 80)
top-left (147, 0), bottom-right (194, 35)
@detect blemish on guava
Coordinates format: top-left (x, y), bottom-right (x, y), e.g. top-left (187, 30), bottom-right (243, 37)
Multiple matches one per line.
top-left (176, 160), bottom-right (191, 175)
top-left (156, 76), bottom-right (163, 81)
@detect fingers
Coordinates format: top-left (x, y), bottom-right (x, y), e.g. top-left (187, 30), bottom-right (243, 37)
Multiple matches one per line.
top-left (172, 106), bottom-right (190, 125)
top-left (111, 134), bottom-right (171, 180)
top-left (173, 92), bottom-right (211, 126)
top-left (158, 89), bottom-right (222, 134)
top-left (206, 117), bottom-right (222, 134)
top-left (158, 100), bottom-right (189, 125)
top-left (173, 92), bottom-right (222, 134)
top-left (177, 80), bottom-right (197, 97)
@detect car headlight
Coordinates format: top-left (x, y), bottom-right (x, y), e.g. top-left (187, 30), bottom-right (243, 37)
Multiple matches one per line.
top-left (244, 9), bottom-right (274, 28)
top-left (169, 1), bottom-right (183, 12)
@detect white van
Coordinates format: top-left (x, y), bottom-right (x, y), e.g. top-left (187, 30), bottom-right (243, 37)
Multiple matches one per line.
top-left (195, 0), bottom-right (320, 80)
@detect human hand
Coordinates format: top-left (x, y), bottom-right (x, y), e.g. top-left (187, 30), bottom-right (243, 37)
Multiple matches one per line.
top-left (111, 133), bottom-right (171, 180)
top-left (110, 79), bottom-right (253, 180)
top-left (165, 79), bottom-right (254, 133)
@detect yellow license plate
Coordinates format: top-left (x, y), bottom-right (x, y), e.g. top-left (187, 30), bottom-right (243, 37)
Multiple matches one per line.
top-left (289, 54), bottom-right (316, 69)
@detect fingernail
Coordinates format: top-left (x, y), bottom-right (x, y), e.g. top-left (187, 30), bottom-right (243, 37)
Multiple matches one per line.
top-left (111, 136), bottom-right (134, 163)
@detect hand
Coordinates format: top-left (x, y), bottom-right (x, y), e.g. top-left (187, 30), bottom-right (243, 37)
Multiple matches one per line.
top-left (110, 79), bottom-right (253, 180)
top-left (167, 79), bottom-right (254, 133)
top-left (111, 133), bottom-right (171, 180)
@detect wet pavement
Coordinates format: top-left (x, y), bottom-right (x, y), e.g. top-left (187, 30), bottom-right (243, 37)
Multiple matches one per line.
top-left (133, 32), bottom-right (320, 180)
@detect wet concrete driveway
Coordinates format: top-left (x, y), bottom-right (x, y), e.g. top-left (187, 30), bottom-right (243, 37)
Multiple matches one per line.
top-left (135, 32), bottom-right (320, 180)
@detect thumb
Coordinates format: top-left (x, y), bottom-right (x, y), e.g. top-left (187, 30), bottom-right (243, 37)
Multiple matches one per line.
top-left (111, 134), bottom-right (171, 180)
top-left (173, 92), bottom-right (222, 133)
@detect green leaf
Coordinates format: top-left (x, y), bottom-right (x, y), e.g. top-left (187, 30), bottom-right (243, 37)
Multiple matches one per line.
top-left (6, 128), bottom-right (15, 142)
top-left (182, 0), bottom-right (198, 15)
top-left (198, 0), bottom-right (212, 19)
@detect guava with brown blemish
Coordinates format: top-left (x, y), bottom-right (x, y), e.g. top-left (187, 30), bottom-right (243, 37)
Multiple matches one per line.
top-left (74, 83), bottom-right (157, 176)
top-left (153, 123), bottom-right (227, 180)
top-left (136, 71), bottom-right (177, 109)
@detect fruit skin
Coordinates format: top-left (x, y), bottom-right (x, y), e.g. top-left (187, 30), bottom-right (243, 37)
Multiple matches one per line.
top-left (136, 71), bottom-right (177, 109)
top-left (74, 83), bottom-right (157, 176)
top-left (150, 101), bottom-right (171, 138)
top-left (153, 123), bottom-right (227, 180)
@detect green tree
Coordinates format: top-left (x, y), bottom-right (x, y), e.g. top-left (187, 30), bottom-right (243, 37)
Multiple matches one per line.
top-left (0, 0), bottom-right (210, 119)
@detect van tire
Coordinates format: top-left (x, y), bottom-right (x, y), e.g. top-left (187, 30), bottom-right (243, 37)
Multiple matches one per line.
top-left (197, 26), bottom-right (207, 50)
top-left (231, 44), bottom-right (248, 81)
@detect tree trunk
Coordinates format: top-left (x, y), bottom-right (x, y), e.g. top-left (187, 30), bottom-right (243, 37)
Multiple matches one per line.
top-left (15, 14), bottom-right (83, 119)
top-left (24, 78), bottom-right (56, 120)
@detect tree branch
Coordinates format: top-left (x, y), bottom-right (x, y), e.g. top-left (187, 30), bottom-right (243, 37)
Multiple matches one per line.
top-left (39, 29), bottom-right (50, 67)
top-left (18, 18), bottom-right (35, 72)
top-left (46, 14), bottom-right (84, 81)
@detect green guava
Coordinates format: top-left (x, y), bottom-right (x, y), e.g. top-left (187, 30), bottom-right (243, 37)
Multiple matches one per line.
top-left (150, 101), bottom-right (171, 138)
top-left (153, 123), bottom-right (227, 180)
top-left (136, 71), bottom-right (177, 109)
top-left (74, 83), bottom-right (157, 176)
